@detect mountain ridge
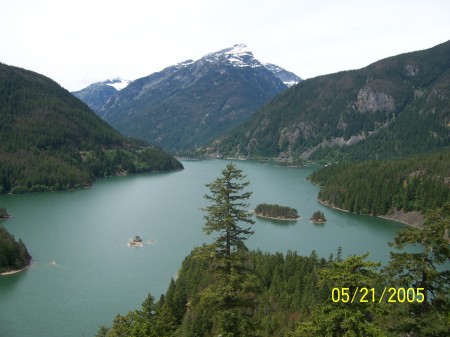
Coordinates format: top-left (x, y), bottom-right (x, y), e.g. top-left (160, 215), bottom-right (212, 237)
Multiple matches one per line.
top-left (73, 44), bottom-right (302, 151)
top-left (206, 40), bottom-right (450, 161)
top-left (0, 62), bottom-right (182, 193)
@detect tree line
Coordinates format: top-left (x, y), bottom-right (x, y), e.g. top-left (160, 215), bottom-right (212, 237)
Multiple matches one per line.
top-left (308, 151), bottom-right (450, 216)
top-left (97, 163), bottom-right (450, 337)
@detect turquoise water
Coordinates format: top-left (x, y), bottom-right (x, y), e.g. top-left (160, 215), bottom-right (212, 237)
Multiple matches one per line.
top-left (0, 160), bottom-right (405, 337)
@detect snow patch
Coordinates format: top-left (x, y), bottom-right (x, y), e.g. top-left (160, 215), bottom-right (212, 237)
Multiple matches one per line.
top-left (105, 78), bottom-right (131, 91)
top-left (202, 44), bottom-right (262, 68)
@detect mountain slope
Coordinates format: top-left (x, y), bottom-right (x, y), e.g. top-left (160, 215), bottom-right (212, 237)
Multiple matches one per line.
top-left (0, 63), bottom-right (182, 193)
top-left (264, 63), bottom-right (302, 87)
top-left (209, 41), bottom-right (450, 161)
top-left (72, 78), bottom-right (130, 112)
top-left (93, 44), bottom-right (293, 151)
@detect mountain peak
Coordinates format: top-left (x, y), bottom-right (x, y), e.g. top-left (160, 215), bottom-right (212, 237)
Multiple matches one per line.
top-left (103, 78), bottom-right (131, 91)
top-left (203, 43), bottom-right (261, 68)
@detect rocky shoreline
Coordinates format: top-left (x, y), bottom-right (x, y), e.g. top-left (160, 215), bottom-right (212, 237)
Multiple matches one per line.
top-left (254, 212), bottom-right (300, 221)
top-left (0, 264), bottom-right (30, 276)
top-left (317, 199), bottom-right (424, 228)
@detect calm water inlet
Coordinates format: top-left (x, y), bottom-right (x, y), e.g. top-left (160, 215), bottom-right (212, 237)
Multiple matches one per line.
top-left (0, 160), bottom-right (405, 337)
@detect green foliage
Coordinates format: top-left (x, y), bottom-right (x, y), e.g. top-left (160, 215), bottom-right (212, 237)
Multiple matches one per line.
top-left (199, 163), bottom-right (257, 336)
top-left (255, 203), bottom-right (299, 219)
top-left (310, 210), bottom-right (326, 223)
top-left (0, 223), bottom-right (32, 273)
top-left (0, 62), bottom-right (183, 194)
top-left (308, 152), bottom-right (450, 216)
top-left (98, 249), bottom-right (329, 337)
top-left (290, 254), bottom-right (387, 337)
top-left (99, 294), bottom-right (178, 337)
top-left (202, 163), bottom-right (255, 268)
top-left (382, 204), bottom-right (450, 337)
top-left (385, 204), bottom-right (450, 307)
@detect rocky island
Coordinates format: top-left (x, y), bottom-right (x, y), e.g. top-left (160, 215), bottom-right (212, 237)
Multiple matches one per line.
top-left (254, 203), bottom-right (299, 221)
top-left (310, 210), bottom-right (326, 224)
top-left (128, 236), bottom-right (144, 247)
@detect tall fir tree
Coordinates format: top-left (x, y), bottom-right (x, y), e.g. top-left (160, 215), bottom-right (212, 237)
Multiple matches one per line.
top-left (202, 162), bottom-right (255, 271)
top-left (199, 162), bottom-right (258, 337)
top-left (384, 203), bottom-right (450, 336)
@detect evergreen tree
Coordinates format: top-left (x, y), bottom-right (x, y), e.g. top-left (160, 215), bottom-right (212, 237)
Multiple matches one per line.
top-left (202, 162), bottom-right (255, 271)
top-left (386, 203), bottom-right (450, 310)
top-left (199, 162), bottom-right (257, 336)
top-left (384, 203), bottom-right (450, 336)
top-left (289, 254), bottom-right (386, 337)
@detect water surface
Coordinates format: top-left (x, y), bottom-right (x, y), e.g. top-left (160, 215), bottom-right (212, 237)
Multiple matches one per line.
top-left (0, 160), bottom-right (405, 337)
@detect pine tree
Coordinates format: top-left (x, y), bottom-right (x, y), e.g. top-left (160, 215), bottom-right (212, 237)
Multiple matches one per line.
top-left (384, 203), bottom-right (450, 336)
top-left (202, 162), bottom-right (255, 271)
top-left (289, 254), bottom-right (386, 337)
top-left (199, 162), bottom-right (257, 337)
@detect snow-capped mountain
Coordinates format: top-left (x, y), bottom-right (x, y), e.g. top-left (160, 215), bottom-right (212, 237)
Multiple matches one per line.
top-left (264, 63), bottom-right (303, 87)
top-left (103, 78), bottom-right (131, 90)
top-left (72, 78), bottom-right (130, 112)
top-left (203, 44), bottom-right (262, 68)
top-left (74, 44), bottom-right (302, 151)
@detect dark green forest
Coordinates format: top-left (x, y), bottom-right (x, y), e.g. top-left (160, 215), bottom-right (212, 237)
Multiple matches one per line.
top-left (308, 152), bottom-right (450, 216)
top-left (255, 203), bottom-right (299, 220)
top-left (98, 164), bottom-right (450, 337)
top-left (310, 210), bottom-right (326, 223)
top-left (0, 62), bottom-right (183, 194)
top-left (0, 207), bottom-right (9, 219)
top-left (0, 222), bottom-right (32, 273)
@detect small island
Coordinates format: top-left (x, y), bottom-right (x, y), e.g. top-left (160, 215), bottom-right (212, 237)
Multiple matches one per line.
top-left (310, 210), bottom-right (326, 224)
top-left (128, 235), bottom-right (143, 247)
top-left (254, 203), bottom-right (299, 221)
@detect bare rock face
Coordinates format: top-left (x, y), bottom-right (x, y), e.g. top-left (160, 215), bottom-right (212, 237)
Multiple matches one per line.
top-left (356, 86), bottom-right (395, 113)
top-left (405, 64), bottom-right (419, 76)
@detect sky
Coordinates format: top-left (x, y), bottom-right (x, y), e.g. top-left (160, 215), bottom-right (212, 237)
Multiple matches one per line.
top-left (1, 0), bottom-right (449, 92)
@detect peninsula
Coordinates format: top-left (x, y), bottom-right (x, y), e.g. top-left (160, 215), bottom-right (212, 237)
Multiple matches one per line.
top-left (0, 217), bottom-right (32, 275)
top-left (254, 203), bottom-right (299, 221)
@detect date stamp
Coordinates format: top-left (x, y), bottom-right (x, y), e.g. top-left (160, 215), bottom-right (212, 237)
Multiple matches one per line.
top-left (331, 287), bottom-right (425, 304)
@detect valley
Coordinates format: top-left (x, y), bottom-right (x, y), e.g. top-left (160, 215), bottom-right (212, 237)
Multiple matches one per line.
top-left (0, 40), bottom-right (448, 337)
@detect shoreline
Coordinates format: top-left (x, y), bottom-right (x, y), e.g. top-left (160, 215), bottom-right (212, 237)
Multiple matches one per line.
top-left (317, 199), bottom-right (424, 228)
top-left (0, 264), bottom-right (30, 276)
top-left (254, 212), bottom-right (300, 222)
top-left (310, 219), bottom-right (326, 224)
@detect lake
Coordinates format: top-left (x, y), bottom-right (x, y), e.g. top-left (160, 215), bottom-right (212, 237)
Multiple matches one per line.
top-left (0, 159), bottom-right (405, 337)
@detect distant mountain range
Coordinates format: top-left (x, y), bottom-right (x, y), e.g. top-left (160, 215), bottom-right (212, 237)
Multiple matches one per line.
top-left (72, 78), bottom-right (130, 112)
top-left (0, 63), bottom-right (182, 194)
top-left (207, 40), bottom-right (450, 162)
top-left (73, 44), bottom-right (302, 151)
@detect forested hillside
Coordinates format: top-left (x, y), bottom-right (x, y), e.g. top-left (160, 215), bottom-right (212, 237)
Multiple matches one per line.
top-left (208, 40), bottom-right (450, 162)
top-left (0, 63), bottom-right (182, 193)
top-left (308, 152), bottom-right (450, 217)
